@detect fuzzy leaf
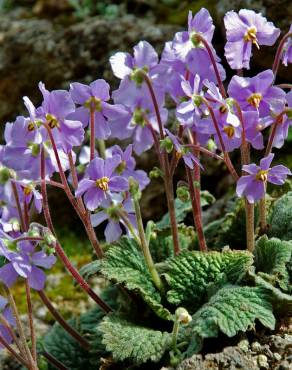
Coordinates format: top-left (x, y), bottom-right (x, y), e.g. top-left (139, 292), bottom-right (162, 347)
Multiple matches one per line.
top-left (42, 307), bottom-right (106, 370)
top-left (99, 315), bottom-right (172, 364)
top-left (79, 260), bottom-right (101, 281)
top-left (268, 191), bottom-right (292, 241)
top-left (165, 250), bottom-right (253, 308)
top-left (255, 236), bottom-right (292, 291)
top-left (101, 238), bottom-right (172, 320)
top-left (157, 191), bottom-right (215, 230)
top-left (186, 286), bottom-right (275, 356)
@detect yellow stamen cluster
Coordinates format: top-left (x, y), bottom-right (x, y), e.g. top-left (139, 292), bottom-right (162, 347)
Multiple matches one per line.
top-left (256, 169), bottom-right (268, 182)
top-left (23, 186), bottom-right (33, 196)
top-left (247, 93), bottom-right (262, 108)
top-left (95, 176), bottom-right (110, 191)
top-left (219, 105), bottom-right (228, 114)
top-left (46, 114), bottom-right (59, 129)
top-left (244, 27), bottom-right (260, 49)
top-left (27, 122), bottom-right (35, 131)
top-left (223, 126), bottom-right (235, 138)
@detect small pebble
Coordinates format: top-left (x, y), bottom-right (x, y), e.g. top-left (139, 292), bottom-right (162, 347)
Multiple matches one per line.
top-left (251, 341), bottom-right (262, 352)
top-left (238, 339), bottom-right (249, 352)
top-left (273, 352), bottom-right (282, 361)
top-left (257, 354), bottom-right (269, 369)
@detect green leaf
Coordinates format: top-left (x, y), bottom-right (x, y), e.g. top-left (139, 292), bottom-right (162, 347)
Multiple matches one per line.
top-left (157, 191), bottom-right (215, 230)
top-left (98, 315), bottom-right (172, 364)
top-left (42, 307), bottom-right (106, 370)
top-left (186, 286), bottom-right (275, 356)
top-left (164, 250), bottom-right (253, 308)
top-left (79, 260), bottom-right (101, 281)
top-left (254, 236), bottom-right (292, 291)
top-left (268, 191), bottom-right (292, 241)
top-left (101, 237), bottom-right (172, 320)
top-left (150, 224), bottom-right (195, 262)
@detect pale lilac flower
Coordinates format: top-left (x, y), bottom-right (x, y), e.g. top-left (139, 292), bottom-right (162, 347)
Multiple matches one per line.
top-left (69, 79), bottom-right (123, 140)
top-left (76, 156), bottom-right (129, 211)
top-left (91, 197), bottom-right (136, 243)
top-left (172, 9), bottom-right (226, 83)
top-left (0, 296), bottom-right (15, 348)
top-left (236, 153), bottom-right (291, 203)
top-left (38, 82), bottom-right (84, 152)
top-left (165, 129), bottom-right (201, 169)
top-left (228, 70), bottom-right (285, 117)
top-left (106, 144), bottom-right (150, 190)
top-left (224, 9), bottom-right (280, 69)
top-left (282, 25), bottom-right (292, 66)
top-left (0, 239), bottom-right (56, 290)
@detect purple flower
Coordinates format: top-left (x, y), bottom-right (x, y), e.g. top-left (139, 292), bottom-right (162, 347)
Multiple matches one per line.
top-left (76, 156), bottom-right (129, 211)
top-left (165, 129), bottom-right (201, 169)
top-left (38, 82), bottom-right (84, 152)
top-left (69, 79), bottom-right (121, 140)
top-left (172, 9), bottom-right (226, 83)
top-left (236, 153), bottom-right (291, 203)
top-left (0, 239), bottom-right (56, 290)
top-left (109, 92), bottom-right (167, 154)
top-left (0, 296), bottom-right (15, 348)
top-left (224, 9), bottom-right (280, 70)
top-left (110, 41), bottom-right (158, 81)
top-left (106, 144), bottom-right (150, 190)
top-left (282, 25), bottom-right (292, 66)
top-left (91, 197), bottom-right (136, 243)
top-left (228, 70), bottom-right (285, 117)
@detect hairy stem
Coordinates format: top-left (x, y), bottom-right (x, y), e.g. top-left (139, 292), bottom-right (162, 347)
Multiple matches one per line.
top-left (38, 290), bottom-right (90, 350)
top-left (89, 107), bottom-right (95, 161)
top-left (25, 281), bottom-right (37, 363)
top-left (0, 334), bottom-right (30, 369)
top-left (133, 197), bottom-right (163, 292)
top-left (272, 31), bottom-right (292, 81)
top-left (40, 350), bottom-right (69, 370)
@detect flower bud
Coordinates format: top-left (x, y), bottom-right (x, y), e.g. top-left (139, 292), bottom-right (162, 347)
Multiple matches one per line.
top-left (160, 137), bottom-right (173, 153)
top-left (176, 185), bottom-right (190, 202)
top-left (149, 167), bottom-right (163, 179)
top-left (129, 177), bottom-right (141, 200)
top-left (175, 307), bottom-right (192, 325)
top-left (43, 231), bottom-right (57, 247)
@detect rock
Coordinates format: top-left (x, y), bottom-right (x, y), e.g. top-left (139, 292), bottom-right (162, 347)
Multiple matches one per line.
top-left (257, 354), bottom-right (269, 369)
top-left (252, 341), bottom-right (262, 353)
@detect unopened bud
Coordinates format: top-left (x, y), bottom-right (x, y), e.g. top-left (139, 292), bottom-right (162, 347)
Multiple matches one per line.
top-left (0, 167), bottom-right (11, 185)
top-left (206, 138), bottom-right (217, 152)
top-left (149, 167), bottom-right (163, 179)
top-left (43, 231), bottom-right (57, 247)
top-left (160, 137), bottom-right (173, 153)
top-left (129, 177), bottom-right (141, 200)
top-left (175, 307), bottom-right (192, 325)
top-left (176, 185), bottom-right (190, 202)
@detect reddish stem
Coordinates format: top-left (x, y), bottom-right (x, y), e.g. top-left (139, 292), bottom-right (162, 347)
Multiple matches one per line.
top-left (265, 110), bottom-right (287, 156)
top-left (89, 107), bottom-right (95, 161)
top-left (38, 290), bottom-right (90, 350)
top-left (11, 181), bottom-right (25, 231)
top-left (0, 334), bottom-right (30, 368)
top-left (40, 350), bottom-right (68, 370)
top-left (272, 31), bottom-right (292, 81)
top-left (25, 281), bottom-right (37, 362)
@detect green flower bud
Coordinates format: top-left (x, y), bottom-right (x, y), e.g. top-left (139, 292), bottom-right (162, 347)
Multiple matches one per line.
top-left (43, 231), bottom-right (57, 247)
top-left (129, 177), bottom-right (141, 200)
top-left (160, 137), bottom-right (173, 153)
top-left (176, 185), bottom-right (190, 202)
top-left (0, 167), bottom-right (11, 185)
top-left (149, 167), bottom-right (163, 179)
top-left (206, 138), bottom-right (217, 152)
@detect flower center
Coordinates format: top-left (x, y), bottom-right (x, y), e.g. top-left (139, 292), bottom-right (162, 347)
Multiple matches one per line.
top-left (256, 169), bottom-right (268, 182)
top-left (95, 176), bottom-right (110, 191)
top-left (219, 105), bottom-right (228, 114)
top-left (23, 185), bottom-right (33, 196)
top-left (84, 96), bottom-right (102, 112)
top-left (244, 27), bottom-right (259, 49)
top-left (190, 32), bottom-right (203, 48)
top-left (46, 113), bottom-right (59, 129)
top-left (223, 126), bottom-right (235, 138)
top-left (27, 121), bottom-right (35, 131)
top-left (247, 93), bottom-right (262, 108)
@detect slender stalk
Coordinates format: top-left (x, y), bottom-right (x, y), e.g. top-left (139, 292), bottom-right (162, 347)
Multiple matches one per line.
top-left (89, 107), bottom-right (95, 161)
top-left (272, 31), bottom-right (292, 80)
top-left (2, 285), bottom-right (35, 368)
top-left (276, 83), bottom-right (292, 89)
top-left (115, 209), bottom-right (140, 245)
top-left (185, 145), bottom-right (224, 161)
top-left (259, 196), bottom-right (267, 234)
top-left (25, 281), bottom-right (37, 363)
top-left (40, 148), bottom-right (111, 312)
top-left (68, 151), bottom-right (86, 213)
top-left (38, 290), bottom-right (90, 350)
top-left (44, 126), bottom-right (103, 258)
top-left (40, 350), bottom-right (68, 370)
top-left (132, 197), bottom-right (163, 291)
top-left (187, 131), bottom-right (207, 251)
top-left (142, 76), bottom-right (180, 254)
top-left (265, 111), bottom-right (286, 156)
top-left (171, 320), bottom-right (179, 352)
top-left (0, 334), bottom-right (30, 368)
top-left (195, 35), bottom-right (227, 98)
top-left (0, 314), bottom-right (23, 355)
top-left (11, 181), bottom-right (25, 231)
top-left (185, 167), bottom-right (207, 251)
top-left (97, 139), bottom-right (106, 159)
